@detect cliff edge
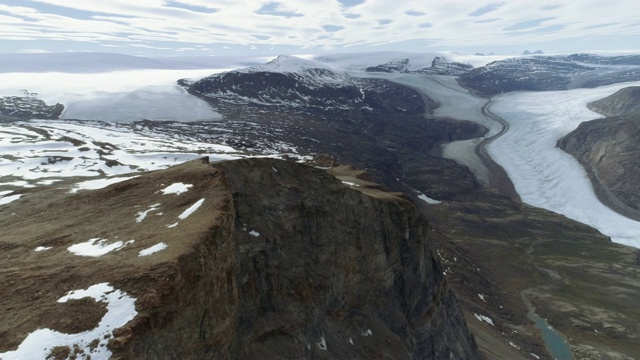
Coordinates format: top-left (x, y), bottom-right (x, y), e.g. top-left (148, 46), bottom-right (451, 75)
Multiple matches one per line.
top-left (0, 158), bottom-right (479, 359)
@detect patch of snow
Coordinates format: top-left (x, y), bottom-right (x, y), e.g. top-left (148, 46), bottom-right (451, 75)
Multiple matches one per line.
top-left (37, 179), bottom-right (62, 185)
top-left (178, 198), bottom-right (205, 220)
top-left (341, 181), bottom-right (360, 187)
top-left (474, 313), bottom-right (495, 326)
top-left (249, 230), bottom-right (260, 237)
top-left (70, 175), bottom-right (139, 193)
top-left (67, 238), bottom-right (133, 257)
top-left (531, 353), bottom-right (540, 359)
top-left (509, 341), bottom-right (520, 349)
top-left (348, 338), bottom-right (354, 345)
top-left (478, 294), bottom-right (486, 302)
top-left (0, 194), bottom-right (22, 205)
top-left (160, 182), bottom-right (193, 195)
top-left (166, 222), bottom-right (179, 228)
top-left (138, 242), bottom-right (168, 257)
top-left (317, 336), bottom-right (327, 350)
top-left (418, 194), bottom-right (441, 205)
top-left (0, 282), bottom-right (137, 360)
top-left (361, 329), bottom-right (373, 337)
top-left (34, 246), bottom-right (52, 252)
top-left (136, 203), bottom-right (161, 223)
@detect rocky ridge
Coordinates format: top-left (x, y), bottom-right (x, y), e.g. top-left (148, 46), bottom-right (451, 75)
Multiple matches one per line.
top-left (364, 56), bottom-right (474, 76)
top-left (0, 157), bottom-right (479, 359)
top-left (0, 94), bottom-right (64, 120)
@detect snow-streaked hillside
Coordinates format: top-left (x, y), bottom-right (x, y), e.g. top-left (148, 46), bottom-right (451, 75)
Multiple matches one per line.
top-left (0, 120), bottom-right (241, 199)
top-left (490, 82), bottom-right (640, 248)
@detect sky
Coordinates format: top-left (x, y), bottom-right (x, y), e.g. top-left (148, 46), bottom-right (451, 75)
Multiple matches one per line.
top-left (1, 0), bottom-right (639, 57)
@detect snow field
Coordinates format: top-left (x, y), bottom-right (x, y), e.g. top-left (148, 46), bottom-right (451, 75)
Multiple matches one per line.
top-left (0, 120), bottom-right (241, 190)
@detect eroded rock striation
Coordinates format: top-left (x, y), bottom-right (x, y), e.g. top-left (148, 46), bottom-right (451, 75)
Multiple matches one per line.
top-left (0, 157), bottom-right (479, 359)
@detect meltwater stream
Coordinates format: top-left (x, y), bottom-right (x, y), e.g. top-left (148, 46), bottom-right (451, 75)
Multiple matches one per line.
top-left (489, 82), bottom-right (640, 249)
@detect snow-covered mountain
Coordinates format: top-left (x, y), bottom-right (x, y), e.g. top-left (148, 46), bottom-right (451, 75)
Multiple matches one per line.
top-left (184, 55), bottom-right (426, 113)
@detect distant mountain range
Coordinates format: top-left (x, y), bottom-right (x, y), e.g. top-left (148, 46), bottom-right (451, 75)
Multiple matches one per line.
top-left (460, 53), bottom-right (640, 96)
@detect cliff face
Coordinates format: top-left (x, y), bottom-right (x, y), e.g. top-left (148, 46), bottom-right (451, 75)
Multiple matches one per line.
top-left (0, 158), bottom-right (479, 359)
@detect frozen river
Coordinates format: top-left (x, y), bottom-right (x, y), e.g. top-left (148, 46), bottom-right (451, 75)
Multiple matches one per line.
top-left (489, 82), bottom-right (640, 248)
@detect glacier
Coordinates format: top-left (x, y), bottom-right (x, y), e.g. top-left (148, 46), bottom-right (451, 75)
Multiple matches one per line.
top-left (489, 82), bottom-right (640, 248)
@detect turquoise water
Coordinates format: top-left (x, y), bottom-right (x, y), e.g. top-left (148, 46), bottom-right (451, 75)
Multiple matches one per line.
top-left (528, 310), bottom-right (573, 360)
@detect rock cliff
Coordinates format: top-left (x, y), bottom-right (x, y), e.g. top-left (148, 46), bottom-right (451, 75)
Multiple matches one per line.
top-left (0, 157), bottom-right (479, 359)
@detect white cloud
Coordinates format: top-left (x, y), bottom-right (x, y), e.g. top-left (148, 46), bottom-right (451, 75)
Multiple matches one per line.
top-left (0, 0), bottom-right (638, 54)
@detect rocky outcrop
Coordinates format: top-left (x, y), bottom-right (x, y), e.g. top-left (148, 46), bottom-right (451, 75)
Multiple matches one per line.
top-left (364, 57), bottom-right (473, 76)
top-left (413, 57), bottom-right (474, 76)
top-left (558, 114), bottom-right (640, 218)
top-left (365, 58), bottom-right (410, 73)
top-left (0, 158), bottom-right (479, 359)
top-left (0, 95), bottom-right (63, 120)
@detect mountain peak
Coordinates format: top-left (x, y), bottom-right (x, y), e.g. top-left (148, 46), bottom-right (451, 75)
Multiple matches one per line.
top-left (244, 54), bottom-right (334, 74)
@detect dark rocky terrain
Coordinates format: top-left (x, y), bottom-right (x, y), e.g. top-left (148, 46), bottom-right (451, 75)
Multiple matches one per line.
top-left (412, 57), bottom-right (474, 76)
top-left (559, 86), bottom-right (640, 219)
top-left (459, 54), bottom-right (640, 97)
top-left (181, 56), bottom-right (483, 200)
top-left (365, 58), bottom-right (411, 73)
top-left (0, 94), bottom-right (64, 120)
top-left (0, 157), bottom-right (479, 359)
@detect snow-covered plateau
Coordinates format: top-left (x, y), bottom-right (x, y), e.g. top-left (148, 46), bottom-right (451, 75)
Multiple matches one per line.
top-left (490, 82), bottom-right (640, 248)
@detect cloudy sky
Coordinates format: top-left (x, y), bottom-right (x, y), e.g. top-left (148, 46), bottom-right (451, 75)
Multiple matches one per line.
top-left (1, 0), bottom-right (639, 57)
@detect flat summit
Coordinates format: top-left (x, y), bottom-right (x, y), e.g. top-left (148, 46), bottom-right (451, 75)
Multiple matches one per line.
top-left (0, 157), bottom-right (478, 359)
